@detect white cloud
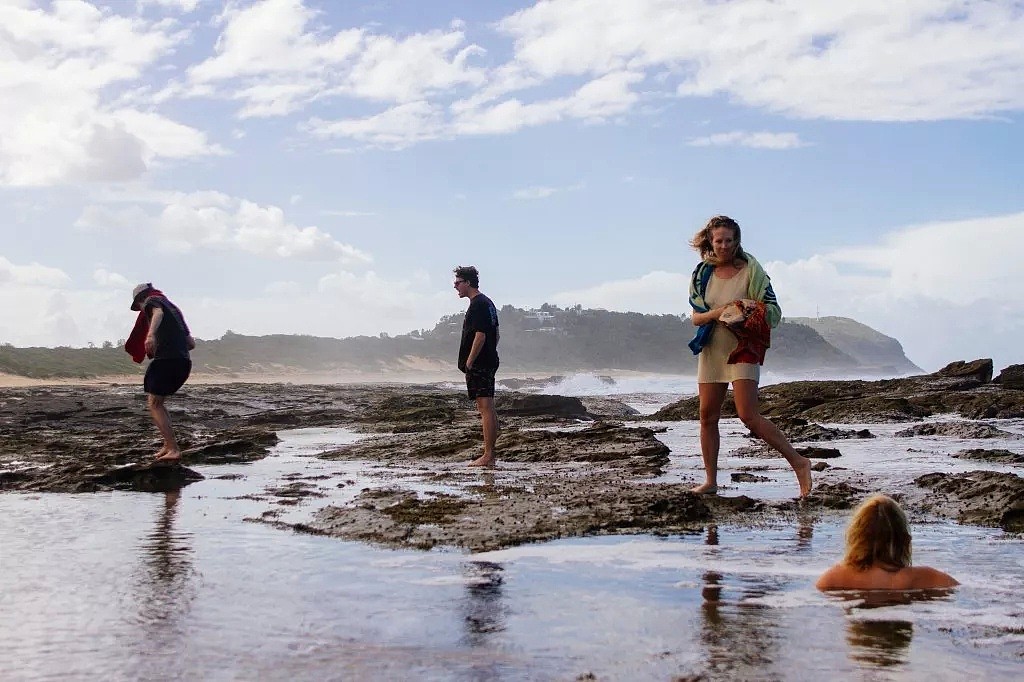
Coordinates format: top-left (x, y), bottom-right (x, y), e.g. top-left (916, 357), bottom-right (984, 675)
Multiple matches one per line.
top-left (498, 0), bottom-right (1024, 122)
top-left (687, 131), bottom-right (806, 149)
top-left (550, 271), bottom-right (689, 314)
top-left (548, 212), bottom-right (1024, 372)
top-left (0, 256), bottom-right (71, 288)
top-left (0, 1), bottom-right (220, 187)
top-left (139, 0), bottom-right (202, 12)
top-left (188, 0), bottom-right (484, 118)
top-left (92, 268), bottom-right (132, 289)
top-left (75, 190), bottom-right (372, 264)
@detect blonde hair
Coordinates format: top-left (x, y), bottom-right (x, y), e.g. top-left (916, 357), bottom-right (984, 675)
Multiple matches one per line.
top-left (842, 494), bottom-right (912, 571)
top-left (689, 215), bottom-right (746, 265)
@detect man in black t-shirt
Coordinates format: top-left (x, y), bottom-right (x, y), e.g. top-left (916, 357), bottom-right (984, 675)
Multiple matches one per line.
top-left (454, 265), bottom-right (500, 467)
top-left (127, 282), bottom-right (195, 463)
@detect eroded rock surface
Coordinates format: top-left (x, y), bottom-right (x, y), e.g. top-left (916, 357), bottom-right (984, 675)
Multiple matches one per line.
top-left (652, 359), bottom-right (1024, 423)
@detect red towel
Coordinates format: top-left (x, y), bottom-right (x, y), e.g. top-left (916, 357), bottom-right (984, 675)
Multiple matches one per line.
top-left (124, 290), bottom-right (164, 363)
top-left (726, 300), bottom-right (771, 365)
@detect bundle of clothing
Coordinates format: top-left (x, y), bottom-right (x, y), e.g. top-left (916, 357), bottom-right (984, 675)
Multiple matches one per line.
top-left (718, 298), bottom-right (771, 365)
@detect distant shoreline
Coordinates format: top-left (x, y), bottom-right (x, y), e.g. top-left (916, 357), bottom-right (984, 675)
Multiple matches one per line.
top-left (0, 368), bottom-right (685, 389)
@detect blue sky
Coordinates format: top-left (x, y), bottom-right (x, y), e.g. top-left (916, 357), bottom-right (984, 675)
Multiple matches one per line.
top-left (1, 0), bottom-right (1022, 372)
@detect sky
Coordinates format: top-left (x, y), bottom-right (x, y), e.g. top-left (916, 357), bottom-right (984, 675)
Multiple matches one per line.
top-left (1, 0), bottom-right (1022, 373)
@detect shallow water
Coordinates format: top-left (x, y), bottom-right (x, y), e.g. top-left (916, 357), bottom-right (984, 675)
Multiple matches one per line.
top-left (2, 424), bottom-right (1023, 680)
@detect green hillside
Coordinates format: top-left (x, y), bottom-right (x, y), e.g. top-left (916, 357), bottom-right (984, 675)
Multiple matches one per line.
top-left (0, 306), bottom-right (914, 379)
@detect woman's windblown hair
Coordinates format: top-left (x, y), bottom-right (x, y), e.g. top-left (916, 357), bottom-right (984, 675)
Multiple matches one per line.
top-left (689, 215), bottom-right (745, 265)
top-left (843, 494), bottom-right (912, 571)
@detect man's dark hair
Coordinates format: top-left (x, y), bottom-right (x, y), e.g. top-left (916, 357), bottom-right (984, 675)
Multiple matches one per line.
top-left (454, 265), bottom-right (480, 289)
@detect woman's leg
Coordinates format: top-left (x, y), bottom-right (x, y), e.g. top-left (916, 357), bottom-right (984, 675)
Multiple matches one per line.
top-left (731, 379), bottom-right (811, 497)
top-left (693, 382), bottom-right (728, 494)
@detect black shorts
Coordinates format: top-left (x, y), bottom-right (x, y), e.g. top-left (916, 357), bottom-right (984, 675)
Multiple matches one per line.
top-left (465, 366), bottom-right (497, 399)
top-left (144, 358), bottom-right (192, 397)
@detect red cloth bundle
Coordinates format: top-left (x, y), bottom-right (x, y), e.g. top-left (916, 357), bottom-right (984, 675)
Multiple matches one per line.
top-left (724, 299), bottom-right (771, 365)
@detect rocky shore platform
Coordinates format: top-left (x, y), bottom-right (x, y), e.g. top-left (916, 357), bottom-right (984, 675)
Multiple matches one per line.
top-left (1, 359), bottom-right (1021, 551)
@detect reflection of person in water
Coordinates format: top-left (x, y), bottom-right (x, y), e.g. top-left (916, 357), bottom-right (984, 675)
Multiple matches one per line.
top-left (461, 561), bottom-right (506, 648)
top-left (816, 494), bottom-right (958, 591)
top-left (846, 618), bottom-right (914, 668)
top-left (137, 490), bottom-right (196, 625)
top-left (696, 524), bottom-right (783, 678)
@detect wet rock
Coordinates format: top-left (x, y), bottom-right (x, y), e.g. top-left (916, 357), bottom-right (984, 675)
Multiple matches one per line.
top-left (579, 396), bottom-right (641, 419)
top-left (183, 433), bottom-right (280, 464)
top-left (497, 376), bottom-right (563, 390)
top-left (811, 461), bottom-right (830, 472)
top-left (993, 364), bottom-right (1024, 391)
top-left (953, 449), bottom-right (1024, 465)
top-left (650, 359), bottom-right (1024, 423)
top-left (805, 482), bottom-right (869, 509)
top-left (265, 481), bottom-right (326, 499)
top-left (290, 481), bottom-right (712, 552)
top-left (913, 470), bottom-right (1024, 530)
top-left (93, 463), bottom-right (204, 492)
top-left (322, 420), bottom-right (670, 473)
top-left (775, 417), bottom-right (874, 442)
top-left (358, 393), bottom-right (459, 432)
top-left (895, 422), bottom-right (1019, 439)
top-left (796, 446), bottom-right (842, 459)
top-left (731, 472), bottom-right (771, 483)
top-left (494, 393), bottom-right (590, 419)
top-left (936, 358), bottom-right (993, 384)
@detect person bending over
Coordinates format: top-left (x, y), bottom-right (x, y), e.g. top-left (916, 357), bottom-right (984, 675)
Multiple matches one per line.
top-left (125, 283), bottom-right (195, 463)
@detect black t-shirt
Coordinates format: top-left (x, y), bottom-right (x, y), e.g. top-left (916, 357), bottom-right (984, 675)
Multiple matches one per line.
top-left (458, 293), bottom-right (499, 371)
top-left (144, 295), bottom-right (192, 360)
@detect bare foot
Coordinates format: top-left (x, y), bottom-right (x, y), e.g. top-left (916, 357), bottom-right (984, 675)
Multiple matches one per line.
top-left (468, 454), bottom-right (496, 468)
top-left (690, 483), bottom-right (718, 495)
top-left (154, 450), bottom-right (182, 464)
top-left (795, 457), bottom-right (812, 498)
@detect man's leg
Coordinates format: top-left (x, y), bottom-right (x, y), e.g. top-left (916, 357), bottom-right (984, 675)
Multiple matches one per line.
top-left (469, 396), bottom-right (498, 467)
top-left (148, 393), bottom-right (181, 462)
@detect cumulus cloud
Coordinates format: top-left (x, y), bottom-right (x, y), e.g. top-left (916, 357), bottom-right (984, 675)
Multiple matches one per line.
top-left (0, 1), bottom-right (221, 187)
top-left (296, 1), bottom-right (1024, 149)
top-left (75, 190), bottom-right (371, 264)
top-left (92, 268), bottom-right (132, 289)
top-left (499, 0), bottom-right (1024, 122)
top-left (549, 212), bottom-right (1024, 372)
top-left (0, 256), bottom-right (71, 288)
top-left (187, 0), bottom-right (484, 118)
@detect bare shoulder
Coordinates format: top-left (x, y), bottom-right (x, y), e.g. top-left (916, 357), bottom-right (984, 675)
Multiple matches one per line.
top-left (911, 566), bottom-right (959, 589)
top-left (815, 564), bottom-right (851, 590)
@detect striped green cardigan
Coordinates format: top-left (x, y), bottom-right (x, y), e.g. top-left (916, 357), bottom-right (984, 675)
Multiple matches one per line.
top-left (687, 252), bottom-right (781, 355)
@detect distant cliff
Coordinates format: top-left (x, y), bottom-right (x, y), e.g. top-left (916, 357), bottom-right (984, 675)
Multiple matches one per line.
top-left (787, 316), bottom-right (922, 374)
top-left (0, 306), bottom-right (918, 378)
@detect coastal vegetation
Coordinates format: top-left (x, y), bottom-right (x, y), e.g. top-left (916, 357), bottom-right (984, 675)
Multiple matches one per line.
top-left (0, 306), bottom-right (920, 378)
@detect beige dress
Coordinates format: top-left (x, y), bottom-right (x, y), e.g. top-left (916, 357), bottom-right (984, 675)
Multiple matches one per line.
top-left (696, 266), bottom-right (760, 384)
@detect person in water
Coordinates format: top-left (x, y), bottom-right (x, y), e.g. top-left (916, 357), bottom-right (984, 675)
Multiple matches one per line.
top-left (816, 494), bottom-right (958, 591)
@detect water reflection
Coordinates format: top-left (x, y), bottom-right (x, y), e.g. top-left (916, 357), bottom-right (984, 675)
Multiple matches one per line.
top-left (461, 560), bottom-right (506, 647)
top-left (847, 618), bottom-right (913, 667)
top-left (836, 589), bottom-right (955, 670)
top-left (133, 490), bottom-right (197, 629)
top-left (698, 525), bottom-right (784, 678)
